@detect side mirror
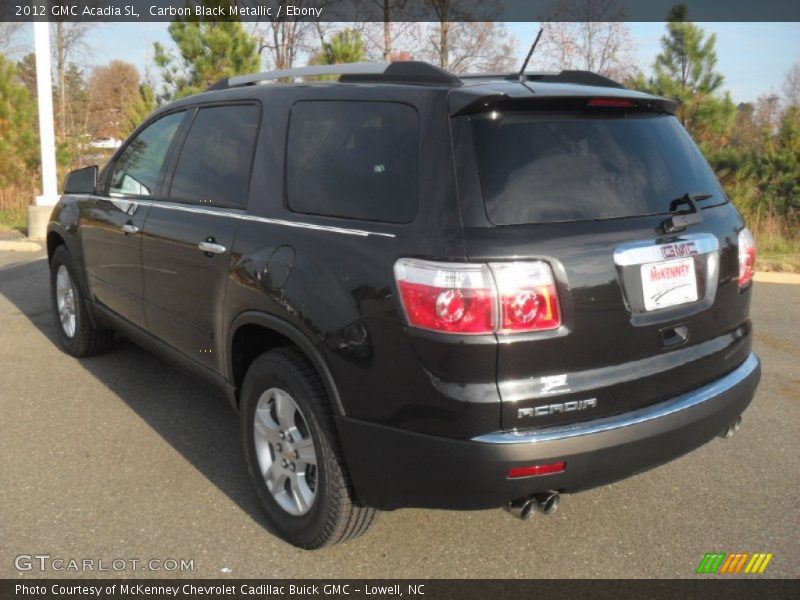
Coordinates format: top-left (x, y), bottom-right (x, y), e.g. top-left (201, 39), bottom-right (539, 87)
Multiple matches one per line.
top-left (63, 165), bottom-right (98, 195)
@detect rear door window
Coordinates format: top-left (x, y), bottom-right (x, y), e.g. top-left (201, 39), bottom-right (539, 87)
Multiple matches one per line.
top-left (471, 113), bottom-right (726, 224)
top-left (286, 101), bottom-right (419, 223)
top-left (168, 104), bottom-right (260, 209)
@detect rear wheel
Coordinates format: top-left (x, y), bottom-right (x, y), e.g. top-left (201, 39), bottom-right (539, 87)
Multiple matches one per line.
top-left (241, 347), bottom-right (377, 548)
top-left (49, 245), bottom-right (115, 357)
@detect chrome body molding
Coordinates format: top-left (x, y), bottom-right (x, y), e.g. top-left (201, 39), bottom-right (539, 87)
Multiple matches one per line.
top-left (473, 353), bottom-right (759, 445)
top-left (102, 196), bottom-right (396, 238)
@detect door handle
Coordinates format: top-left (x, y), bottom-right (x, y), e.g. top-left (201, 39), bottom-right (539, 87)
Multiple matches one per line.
top-left (121, 223), bottom-right (139, 234)
top-left (198, 240), bottom-right (227, 255)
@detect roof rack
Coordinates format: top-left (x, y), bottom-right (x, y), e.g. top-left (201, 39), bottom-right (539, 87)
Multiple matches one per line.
top-left (207, 61), bottom-right (461, 91)
top-left (460, 70), bottom-right (626, 89)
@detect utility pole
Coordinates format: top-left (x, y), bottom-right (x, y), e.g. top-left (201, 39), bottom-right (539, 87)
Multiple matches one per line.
top-left (28, 20), bottom-right (59, 239)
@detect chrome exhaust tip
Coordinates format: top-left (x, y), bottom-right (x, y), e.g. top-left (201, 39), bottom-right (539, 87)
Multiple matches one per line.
top-left (506, 497), bottom-right (537, 521)
top-left (720, 415), bottom-right (743, 439)
top-left (533, 491), bottom-right (560, 515)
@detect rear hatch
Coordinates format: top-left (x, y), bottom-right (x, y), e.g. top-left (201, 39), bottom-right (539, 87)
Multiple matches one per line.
top-left (452, 96), bottom-right (753, 430)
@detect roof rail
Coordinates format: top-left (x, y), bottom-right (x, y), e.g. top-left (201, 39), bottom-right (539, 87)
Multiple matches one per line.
top-left (460, 70), bottom-right (626, 89)
top-left (207, 61), bottom-right (460, 91)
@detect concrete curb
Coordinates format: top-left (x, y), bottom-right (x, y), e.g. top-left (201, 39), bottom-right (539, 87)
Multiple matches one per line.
top-left (753, 271), bottom-right (800, 285)
top-left (0, 240), bottom-right (43, 252)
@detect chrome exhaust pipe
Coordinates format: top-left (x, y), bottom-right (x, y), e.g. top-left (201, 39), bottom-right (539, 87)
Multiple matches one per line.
top-left (720, 415), bottom-right (743, 439)
top-left (533, 491), bottom-right (560, 515)
top-left (506, 497), bottom-right (537, 520)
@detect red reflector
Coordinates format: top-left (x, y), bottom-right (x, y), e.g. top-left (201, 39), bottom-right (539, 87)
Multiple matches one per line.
top-left (508, 461), bottom-right (566, 478)
top-left (588, 97), bottom-right (635, 108)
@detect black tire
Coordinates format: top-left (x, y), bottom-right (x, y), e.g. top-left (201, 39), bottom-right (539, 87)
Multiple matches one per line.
top-left (241, 347), bottom-right (377, 549)
top-left (50, 244), bottom-right (115, 357)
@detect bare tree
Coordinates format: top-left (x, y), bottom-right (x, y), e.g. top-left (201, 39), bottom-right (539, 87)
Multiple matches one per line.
top-left (783, 60), bottom-right (800, 107)
top-left (421, 0), bottom-right (516, 73)
top-left (537, 0), bottom-right (638, 81)
top-left (52, 22), bottom-right (94, 138)
top-left (361, 1), bottom-right (424, 61)
top-left (0, 22), bottom-right (25, 56)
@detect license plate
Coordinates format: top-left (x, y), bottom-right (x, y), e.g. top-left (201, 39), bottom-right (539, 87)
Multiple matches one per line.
top-left (641, 257), bottom-right (698, 311)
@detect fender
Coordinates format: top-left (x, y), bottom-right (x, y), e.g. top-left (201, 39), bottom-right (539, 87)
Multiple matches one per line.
top-left (227, 311), bottom-right (346, 416)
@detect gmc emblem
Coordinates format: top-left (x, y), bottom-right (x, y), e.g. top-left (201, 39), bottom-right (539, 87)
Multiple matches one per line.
top-left (660, 241), bottom-right (698, 259)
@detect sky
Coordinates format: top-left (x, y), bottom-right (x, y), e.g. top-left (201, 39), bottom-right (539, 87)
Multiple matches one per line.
top-left (12, 21), bottom-right (800, 103)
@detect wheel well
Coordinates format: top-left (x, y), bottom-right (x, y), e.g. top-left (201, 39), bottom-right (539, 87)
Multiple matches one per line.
top-left (231, 324), bottom-right (294, 403)
top-left (47, 232), bottom-right (65, 262)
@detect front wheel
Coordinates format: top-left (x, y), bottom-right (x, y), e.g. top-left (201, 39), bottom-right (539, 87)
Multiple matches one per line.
top-left (49, 245), bottom-right (115, 357)
top-left (241, 347), bottom-right (377, 548)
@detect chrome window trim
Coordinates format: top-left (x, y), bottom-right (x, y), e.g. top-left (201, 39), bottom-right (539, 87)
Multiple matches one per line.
top-left (100, 196), bottom-right (396, 238)
top-left (472, 353), bottom-right (758, 445)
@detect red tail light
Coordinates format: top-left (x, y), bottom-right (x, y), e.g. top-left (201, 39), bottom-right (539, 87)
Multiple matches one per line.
top-left (738, 227), bottom-right (756, 288)
top-left (587, 97), bottom-right (635, 108)
top-left (394, 259), bottom-right (561, 335)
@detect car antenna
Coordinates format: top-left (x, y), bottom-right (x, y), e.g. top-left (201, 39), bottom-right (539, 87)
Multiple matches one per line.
top-left (517, 28), bottom-right (544, 82)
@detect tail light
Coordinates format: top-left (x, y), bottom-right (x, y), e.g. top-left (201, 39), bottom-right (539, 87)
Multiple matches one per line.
top-left (738, 227), bottom-right (756, 288)
top-left (394, 259), bottom-right (561, 335)
top-left (587, 97), bottom-right (635, 108)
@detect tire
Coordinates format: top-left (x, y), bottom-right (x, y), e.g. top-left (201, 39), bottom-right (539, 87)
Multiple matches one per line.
top-left (50, 244), bottom-right (115, 357)
top-left (241, 347), bottom-right (377, 549)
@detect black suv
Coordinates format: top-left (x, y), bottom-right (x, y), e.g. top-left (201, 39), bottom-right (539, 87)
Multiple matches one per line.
top-left (48, 61), bottom-right (760, 549)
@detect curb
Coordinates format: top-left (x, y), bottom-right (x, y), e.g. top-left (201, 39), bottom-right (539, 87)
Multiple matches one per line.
top-left (0, 240), bottom-right (43, 252)
top-left (753, 271), bottom-right (800, 285)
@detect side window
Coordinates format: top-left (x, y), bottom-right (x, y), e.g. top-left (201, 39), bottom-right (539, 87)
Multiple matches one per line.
top-left (168, 104), bottom-right (260, 209)
top-left (286, 101), bottom-right (419, 223)
top-left (109, 111), bottom-right (185, 197)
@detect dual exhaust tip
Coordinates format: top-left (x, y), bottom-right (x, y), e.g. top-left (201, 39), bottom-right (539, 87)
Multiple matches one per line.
top-left (506, 492), bottom-right (560, 520)
top-left (720, 415), bottom-right (743, 439)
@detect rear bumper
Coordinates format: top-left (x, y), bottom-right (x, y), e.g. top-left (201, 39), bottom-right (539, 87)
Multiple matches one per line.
top-left (337, 353), bottom-right (760, 510)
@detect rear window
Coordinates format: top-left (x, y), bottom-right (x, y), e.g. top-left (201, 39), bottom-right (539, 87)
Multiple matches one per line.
top-left (471, 113), bottom-right (726, 225)
top-left (286, 101), bottom-right (419, 223)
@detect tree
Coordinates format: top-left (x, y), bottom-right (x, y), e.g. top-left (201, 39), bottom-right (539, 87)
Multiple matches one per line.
top-left (87, 61), bottom-right (142, 139)
top-left (421, 0), bottom-right (516, 73)
top-left (154, 6), bottom-right (260, 100)
top-left (783, 60), bottom-right (800, 107)
top-left (0, 23), bottom-right (24, 55)
top-left (311, 29), bottom-right (366, 66)
top-left (538, 0), bottom-right (638, 81)
top-left (52, 23), bottom-right (94, 138)
top-left (0, 54), bottom-right (39, 189)
top-left (642, 5), bottom-right (735, 146)
top-left (14, 53), bottom-right (37, 97)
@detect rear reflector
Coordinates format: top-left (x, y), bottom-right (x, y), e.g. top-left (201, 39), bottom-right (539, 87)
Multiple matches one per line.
top-left (507, 461), bottom-right (566, 478)
top-left (587, 97), bottom-right (635, 108)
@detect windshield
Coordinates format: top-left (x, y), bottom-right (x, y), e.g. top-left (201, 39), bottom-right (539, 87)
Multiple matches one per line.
top-left (471, 112), bottom-right (726, 225)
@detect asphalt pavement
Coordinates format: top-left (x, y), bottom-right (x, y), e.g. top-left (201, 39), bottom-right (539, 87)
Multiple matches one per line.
top-left (1, 248), bottom-right (798, 578)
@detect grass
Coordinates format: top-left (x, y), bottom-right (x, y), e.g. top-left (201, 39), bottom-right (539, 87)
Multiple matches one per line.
top-left (0, 187), bottom-right (31, 234)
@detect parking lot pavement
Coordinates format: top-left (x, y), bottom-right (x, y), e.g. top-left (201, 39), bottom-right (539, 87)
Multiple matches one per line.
top-left (0, 248), bottom-right (797, 579)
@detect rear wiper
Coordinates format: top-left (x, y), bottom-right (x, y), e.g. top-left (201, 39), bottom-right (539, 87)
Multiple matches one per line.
top-left (660, 193), bottom-right (711, 233)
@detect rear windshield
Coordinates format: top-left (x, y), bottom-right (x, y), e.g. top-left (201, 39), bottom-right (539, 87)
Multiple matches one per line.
top-left (471, 113), bottom-right (726, 225)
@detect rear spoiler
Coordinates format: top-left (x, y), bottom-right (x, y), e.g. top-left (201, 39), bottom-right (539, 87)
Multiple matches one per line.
top-left (450, 91), bottom-right (680, 117)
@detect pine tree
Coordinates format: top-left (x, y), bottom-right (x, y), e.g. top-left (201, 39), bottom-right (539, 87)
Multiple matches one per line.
top-left (154, 2), bottom-right (260, 100)
top-left (645, 5), bottom-right (735, 146)
top-left (311, 29), bottom-right (367, 67)
top-left (0, 54), bottom-right (39, 189)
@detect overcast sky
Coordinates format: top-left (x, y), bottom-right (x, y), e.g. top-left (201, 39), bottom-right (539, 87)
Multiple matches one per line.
top-left (11, 21), bottom-right (800, 103)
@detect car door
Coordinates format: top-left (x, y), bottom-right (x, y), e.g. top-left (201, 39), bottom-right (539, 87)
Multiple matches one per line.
top-left (141, 103), bottom-right (261, 370)
top-left (80, 110), bottom-right (188, 328)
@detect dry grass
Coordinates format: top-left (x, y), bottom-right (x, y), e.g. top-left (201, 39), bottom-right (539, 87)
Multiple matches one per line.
top-left (744, 211), bottom-right (800, 273)
top-left (0, 186), bottom-right (32, 233)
